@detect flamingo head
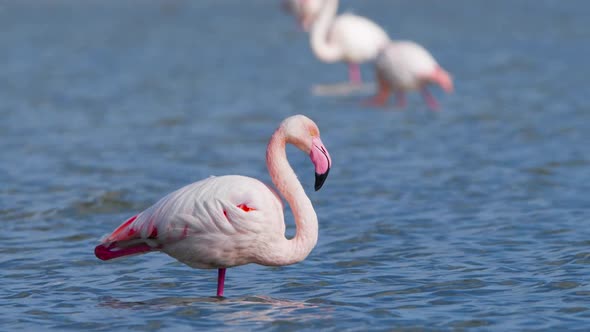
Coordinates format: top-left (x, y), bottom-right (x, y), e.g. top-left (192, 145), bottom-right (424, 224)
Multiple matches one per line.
top-left (283, 0), bottom-right (319, 32)
top-left (432, 67), bottom-right (454, 93)
top-left (282, 115), bottom-right (332, 191)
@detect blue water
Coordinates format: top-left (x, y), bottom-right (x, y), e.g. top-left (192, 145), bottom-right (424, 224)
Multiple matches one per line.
top-left (1, 1), bottom-right (589, 330)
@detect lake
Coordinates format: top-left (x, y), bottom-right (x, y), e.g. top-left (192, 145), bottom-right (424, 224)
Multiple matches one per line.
top-left (1, 0), bottom-right (589, 330)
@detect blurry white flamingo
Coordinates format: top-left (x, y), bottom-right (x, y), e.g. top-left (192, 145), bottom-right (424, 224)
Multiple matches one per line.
top-left (309, 0), bottom-right (389, 84)
top-left (282, 0), bottom-right (324, 31)
top-left (95, 115), bottom-right (332, 297)
top-left (367, 41), bottom-right (453, 110)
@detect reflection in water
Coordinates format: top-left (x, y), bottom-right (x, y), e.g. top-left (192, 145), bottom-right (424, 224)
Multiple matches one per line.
top-left (98, 295), bottom-right (330, 324)
top-left (98, 295), bottom-right (222, 309)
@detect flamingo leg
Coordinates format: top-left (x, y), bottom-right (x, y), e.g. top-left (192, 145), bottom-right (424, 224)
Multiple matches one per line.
top-left (394, 91), bottom-right (407, 108)
top-left (364, 85), bottom-right (391, 107)
top-left (348, 63), bottom-right (362, 84)
top-left (217, 268), bottom-right (226, 297)
top-left (364, 71), bottom-right (391, 107)
top-left (420, 87), bottom-right (440, 111)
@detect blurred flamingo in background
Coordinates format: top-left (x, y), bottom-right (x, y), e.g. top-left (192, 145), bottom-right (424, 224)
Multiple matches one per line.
top-left (367, 41), bottom-right (453, 110)
top-left (308, 0), bottom-right (389, 84)
top-left (282, 0), bottom-right (323, 31)
top-left (95, 115), bottom-right (332, 297)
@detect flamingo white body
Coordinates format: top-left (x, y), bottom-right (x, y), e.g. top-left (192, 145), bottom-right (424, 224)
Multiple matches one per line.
top-left (95, 115), bottom-right (332, 297)
top-left (310, 0), bottom-right (390, 83)
top-left (369, 41), bottom-right (454, 110)
top-left (283, 0), bottom-right (324, 31)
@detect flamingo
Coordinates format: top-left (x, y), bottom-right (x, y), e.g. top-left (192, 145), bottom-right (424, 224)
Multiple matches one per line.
top-left (367, 41), bottom-right (454, 111)
top-left (282, 0), bottom-right (324, 31)
top-left (309, 0), bottom-right (390, 84)
top-left (94, 115), bottom-right (332, 297)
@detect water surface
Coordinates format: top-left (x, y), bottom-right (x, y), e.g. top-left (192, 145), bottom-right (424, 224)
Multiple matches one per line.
top-left (1, 1), bottom-right (589, 330)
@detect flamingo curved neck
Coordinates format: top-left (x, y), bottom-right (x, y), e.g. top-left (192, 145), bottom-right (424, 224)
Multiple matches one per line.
top-left (310, 0), bottom-right (342, 63)
top-left (264, 128), bottom-right (318, 266)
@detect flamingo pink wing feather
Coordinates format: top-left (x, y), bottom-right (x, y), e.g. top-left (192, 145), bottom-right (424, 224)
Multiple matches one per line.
top-left (94, 215), bottom-right (160, 261)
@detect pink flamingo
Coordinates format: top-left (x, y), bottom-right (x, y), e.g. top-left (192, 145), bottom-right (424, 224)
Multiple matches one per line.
top-left (94, 115), bottom-right (332, 297)
top-left (367, 41), bottom-right (454, 111)
top-left (309, 0), bottom-right (390, 84)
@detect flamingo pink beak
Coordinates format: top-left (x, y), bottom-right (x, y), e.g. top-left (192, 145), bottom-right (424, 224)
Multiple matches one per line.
top-left (433, 67), bottom-right (454, 93)
top-left (310, 137), bottom-right (331, 191)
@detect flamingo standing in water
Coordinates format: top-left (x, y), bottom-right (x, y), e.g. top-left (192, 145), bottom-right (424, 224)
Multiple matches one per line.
top-left (282, 0), bottom-right (323, 31)
top-left (367, 41), bottom-right (454, 111)
top-left (309, 0), bottom-right (390, 84)
top-left (94, 115), bottom-right (332, 297)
